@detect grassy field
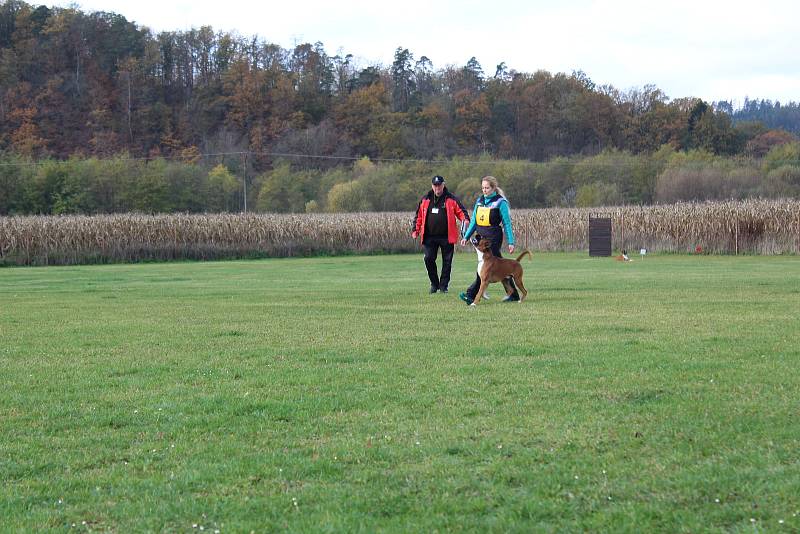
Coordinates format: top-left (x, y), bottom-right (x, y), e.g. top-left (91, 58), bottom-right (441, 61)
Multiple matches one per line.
top-left (1, 252), bottom-right (799, 532)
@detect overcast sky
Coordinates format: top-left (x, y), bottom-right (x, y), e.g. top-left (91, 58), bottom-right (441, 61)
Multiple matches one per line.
top-left (52, 0), bottom-right (800, 106)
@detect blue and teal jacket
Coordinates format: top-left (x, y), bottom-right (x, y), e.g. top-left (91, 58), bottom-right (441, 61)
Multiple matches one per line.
top-left (463, 192), bottom-right (514, 245)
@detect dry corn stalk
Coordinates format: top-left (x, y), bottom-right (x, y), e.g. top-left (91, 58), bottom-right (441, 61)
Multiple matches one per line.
top-left (1, 199), bottom-right (799, 265)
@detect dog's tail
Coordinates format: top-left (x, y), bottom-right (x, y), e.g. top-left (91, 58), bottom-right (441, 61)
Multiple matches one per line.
top-left (516, 250), bottom-right (532, 262)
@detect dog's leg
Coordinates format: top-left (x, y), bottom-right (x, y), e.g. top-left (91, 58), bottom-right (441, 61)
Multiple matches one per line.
top-left (515, 272), bottom-right (528, 302)
top-left (501, 277), bottom-right (514, 297)
top-left (472, 279), bottom-right (489, 306)
top-left (506, 274), bottom-right (520, 299)
top-left (476, 248), bottom-right (490, 299)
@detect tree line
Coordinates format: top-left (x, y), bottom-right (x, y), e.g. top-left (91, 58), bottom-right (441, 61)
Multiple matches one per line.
top-left (1, 1), bottom-right (799, 216)
top-left (3, 143), bottom-right (799, 216)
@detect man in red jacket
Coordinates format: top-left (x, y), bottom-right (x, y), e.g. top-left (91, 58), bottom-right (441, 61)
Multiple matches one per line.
top-left (411, 175), bottom-right (470, 293)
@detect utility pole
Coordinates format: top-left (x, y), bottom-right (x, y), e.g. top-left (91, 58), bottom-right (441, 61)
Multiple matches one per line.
top-left (242, 152), bottom-right (247, 213)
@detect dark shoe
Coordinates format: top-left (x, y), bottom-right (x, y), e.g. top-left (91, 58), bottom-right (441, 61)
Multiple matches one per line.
top-left (502, 294), bottom-right (520, 302)
top-left (459, 291), bottom-right (473, 305)
top-left (430, 285), bottom-right (439, 294)
top-left (440, 287), bottom-right (448, 294)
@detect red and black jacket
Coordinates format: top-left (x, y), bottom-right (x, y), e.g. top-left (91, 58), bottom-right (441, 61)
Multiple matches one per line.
top-left (412, 188), bottom-right (470, 244)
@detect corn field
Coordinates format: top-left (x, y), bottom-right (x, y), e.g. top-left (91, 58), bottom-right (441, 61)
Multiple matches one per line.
top-left (1, 200), bottom-right (799, 266)
top-left (513, 199), bottom-right (800, 255)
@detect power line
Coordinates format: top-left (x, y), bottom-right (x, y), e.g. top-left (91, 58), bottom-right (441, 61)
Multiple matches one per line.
top-left (0, 150), bottom-right (504, 167)
top-left (0, 150), bottom-right (798, 168)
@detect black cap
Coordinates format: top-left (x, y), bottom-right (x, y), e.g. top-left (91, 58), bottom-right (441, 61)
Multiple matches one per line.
top-left (432, 175), bottom-right (445, 185)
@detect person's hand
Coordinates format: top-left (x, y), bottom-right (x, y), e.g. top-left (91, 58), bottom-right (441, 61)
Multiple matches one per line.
top-left (411, 231), bottom-right (418, 239)
top-left (508, 244), bottom-right (515, 253)
top-left (460, 238), bottom-right (467, 246)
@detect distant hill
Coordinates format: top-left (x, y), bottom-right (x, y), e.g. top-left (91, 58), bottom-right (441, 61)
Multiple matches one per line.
top-left (0, 0), bottom-right (781, 165)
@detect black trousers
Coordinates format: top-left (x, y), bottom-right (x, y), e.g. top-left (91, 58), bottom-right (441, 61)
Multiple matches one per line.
top-left (465, 231), bottom-right (518, 300)
top-left (423, 236), bottom-right (454, 290)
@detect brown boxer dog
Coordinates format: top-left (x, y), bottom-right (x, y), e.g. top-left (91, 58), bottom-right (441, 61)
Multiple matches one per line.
top-left (472, 238), bottom-right (531, 305)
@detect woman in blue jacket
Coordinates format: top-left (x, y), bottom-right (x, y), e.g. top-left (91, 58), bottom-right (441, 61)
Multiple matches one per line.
top-left (459, 176), bottom-right (519, 304)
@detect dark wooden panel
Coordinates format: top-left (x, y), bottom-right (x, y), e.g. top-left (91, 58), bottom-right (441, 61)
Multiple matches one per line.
top-left (589, 216), bottom-right (612, 256)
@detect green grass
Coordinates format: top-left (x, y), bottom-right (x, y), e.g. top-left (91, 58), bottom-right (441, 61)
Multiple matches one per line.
top-left (1, 252), bottom-right (799, 532)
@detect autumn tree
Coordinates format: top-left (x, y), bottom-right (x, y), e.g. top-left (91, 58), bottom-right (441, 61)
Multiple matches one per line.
top-left (390, 47), bottom-right (415, 112)
top-left (333, 81), bottom-right (390, 156)
top-left (745, 129), bottom-right (797, 158)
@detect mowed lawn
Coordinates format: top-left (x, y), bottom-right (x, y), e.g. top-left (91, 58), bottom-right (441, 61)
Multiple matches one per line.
top-left (1, 252), bottom-right (799, 532)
